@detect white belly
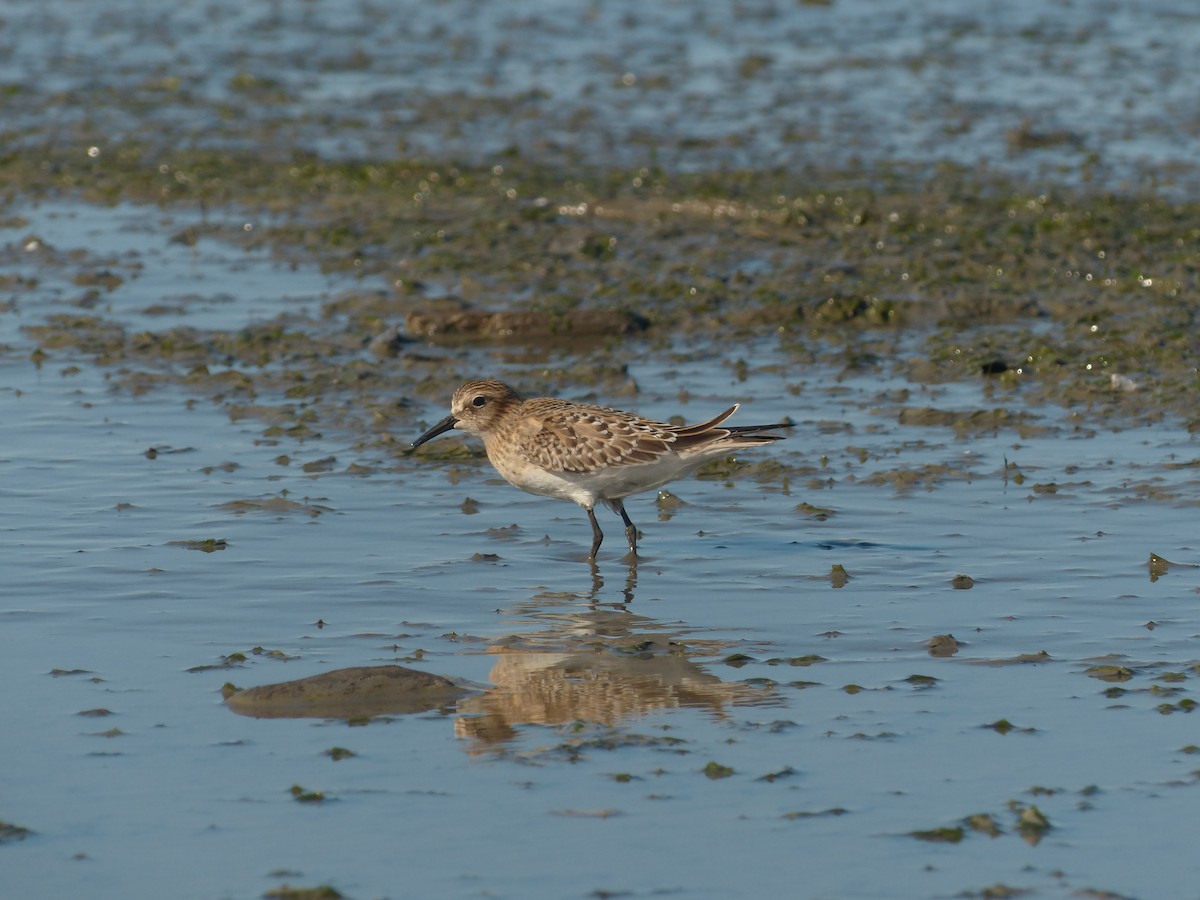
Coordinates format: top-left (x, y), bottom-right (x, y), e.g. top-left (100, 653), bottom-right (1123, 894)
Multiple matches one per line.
top-left (490, 451), bottom-right (701, 509)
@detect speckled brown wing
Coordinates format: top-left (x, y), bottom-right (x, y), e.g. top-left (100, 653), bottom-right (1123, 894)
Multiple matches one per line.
top-left (517, 401), bottom-right (678, 473)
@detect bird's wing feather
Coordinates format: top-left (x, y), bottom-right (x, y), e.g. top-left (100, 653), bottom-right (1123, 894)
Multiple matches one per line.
top-left (670, 404), bottom-right (739, 437)
top-left (519, 403), bottom-right (676, 473)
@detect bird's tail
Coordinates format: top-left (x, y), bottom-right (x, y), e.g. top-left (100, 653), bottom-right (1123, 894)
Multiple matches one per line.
top-left (717, 423), bottom-right (790, 446)
top-left (674, 406), bottom-right (793, 451)
top-left (723, 421), bottom-right (792, 437)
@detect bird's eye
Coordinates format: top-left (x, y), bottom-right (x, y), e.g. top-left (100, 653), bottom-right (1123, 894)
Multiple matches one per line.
top-left (471, 395), bottom-right (488, 408)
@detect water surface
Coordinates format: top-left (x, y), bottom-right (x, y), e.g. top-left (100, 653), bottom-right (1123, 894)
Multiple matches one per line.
top-left (3, 2), bottom-right (1200, 898)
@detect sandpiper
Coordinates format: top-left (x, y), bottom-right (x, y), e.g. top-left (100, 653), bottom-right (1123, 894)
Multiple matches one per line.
top-left (411, 379), bottom-right (789, 560)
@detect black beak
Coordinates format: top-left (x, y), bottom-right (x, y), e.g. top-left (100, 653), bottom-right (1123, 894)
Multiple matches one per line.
top-left (411, 414), bottom-right (459, 449)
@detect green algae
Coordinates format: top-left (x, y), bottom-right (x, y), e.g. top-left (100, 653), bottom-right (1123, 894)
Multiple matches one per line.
top-left (781, 807), bottom-right (847, 820)
top-left (702, 761), bottom-right (734, 780)
top-left (765, 655), bottom-right (827, 667)
top-left (167, 538), bottom-right (228, 552)
top-left (911, 825), bottom-right (965, 843)
top-left (264, 886), bottom-right (344, 900)
top-left (288, 785), bottom-right (326, 803)
top-left (0, 820), bottom-right (33, 843)
top-left (795, 501), bottom-right (835, 520)
top-left (755, 766), bottom-right (798, 783)
top-left (905, 674), bottom-right (939, 688)
top-left (965, 813), bottom-right (1002, 838)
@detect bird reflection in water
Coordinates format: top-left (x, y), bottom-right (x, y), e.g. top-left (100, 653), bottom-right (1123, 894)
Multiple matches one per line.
top-left (453, 585), bottom-right (778, 753)
top-left (586, 555), bottom-right (638, 606)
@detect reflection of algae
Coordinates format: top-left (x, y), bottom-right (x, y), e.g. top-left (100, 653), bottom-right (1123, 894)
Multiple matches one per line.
top-left (168, 538), bottom-right (228, 552)
top-left (904, 674), bottom-right (938, 688)
top-left (1012, 803), bottom-right (1052, 845)
top-left (264, 884), bottom-right (344, 900)
top-left (781, 807), bottom-right (846, 821)
top-left (765, 655), bottom-right (826, 667)
top-left (966, 650), bottom-right (1052, 666)
top-left (910, 826), bottom-right (964, 844)
top-left (965, 813), bottom-right (1001, 837)
top-left (986, 719), bottom-right (1037, 735)
top-left (188, 651), bottom-right (248, 673)
top-left (914, 802), bottom-right (1052, 847)
top-left (50, 668), bottom-right (93, 678)
top-left (548, 808), bottom-right (622, 819)
top-left (1148, 552), bottom-right (1199, 582)
top-left (795, 501), bottom-right (834, 519)
top-left (757, 766), bottom-right (798, 783)
top-left (0, 820), bottom-right (33, 843)
top-left (289, 785), bottom-right (326, 803)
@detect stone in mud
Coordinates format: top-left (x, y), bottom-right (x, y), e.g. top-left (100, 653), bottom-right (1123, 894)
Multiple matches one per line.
top-left (225, 665), bottom-right (468, 719)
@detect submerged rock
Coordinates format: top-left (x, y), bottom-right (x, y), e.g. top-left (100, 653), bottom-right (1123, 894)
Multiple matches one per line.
top-left (225, 665), bottom-right (469, 719)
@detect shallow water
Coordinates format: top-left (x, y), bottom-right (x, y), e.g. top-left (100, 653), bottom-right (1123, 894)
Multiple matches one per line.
top-left (4, 200), bottom-right (1200, 900)
top-left (2, 0), bottom-right (1198, 189)
top-left (4, 1), bottom-right (1200, 898)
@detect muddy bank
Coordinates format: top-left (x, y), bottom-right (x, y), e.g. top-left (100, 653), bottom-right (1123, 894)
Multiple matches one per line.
top-left (6, 147), bottom-right (1199, 451)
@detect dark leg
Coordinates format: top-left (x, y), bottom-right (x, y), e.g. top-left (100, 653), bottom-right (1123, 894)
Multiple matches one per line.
top-left (586, 506), bottom-right (604, 560)
top-left (606, 499), bottom-right (639, 557)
